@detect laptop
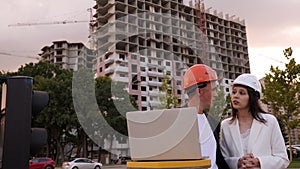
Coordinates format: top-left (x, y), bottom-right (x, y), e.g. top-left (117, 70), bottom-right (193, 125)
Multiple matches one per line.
top-left (126, 107), bottom-right (202, 161)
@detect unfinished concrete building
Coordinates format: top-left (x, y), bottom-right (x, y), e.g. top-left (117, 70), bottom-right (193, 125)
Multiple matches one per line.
top-left (39, 40), bottom-right (95, 70)
top-left (93, 0), bottom-right (250, 110)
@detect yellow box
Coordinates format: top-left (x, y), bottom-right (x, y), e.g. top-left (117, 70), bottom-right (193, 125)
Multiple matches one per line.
top-left (127, 159), bottom-right (211, 169)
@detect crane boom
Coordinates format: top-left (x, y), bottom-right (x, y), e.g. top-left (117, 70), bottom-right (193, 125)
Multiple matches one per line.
top-left (7, 8), bottom-right (96, 49)
top-left (8, 20), bottom-right (90, 27)
top-left (0, 51), bottom-right (40, 60)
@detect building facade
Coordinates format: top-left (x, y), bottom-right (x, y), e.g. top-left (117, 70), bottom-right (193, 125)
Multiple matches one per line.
top-left (37, 0), bottom-right (251, 160)
top-left (93, 0), bottom-right (250, 111)
top-left (39, 40), bottom-right (95, 71)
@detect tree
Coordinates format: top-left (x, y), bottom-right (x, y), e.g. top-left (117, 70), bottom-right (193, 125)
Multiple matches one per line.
top-left (205, 86), bottom-right (231, 131)
top-left (72, 69), bottom-right (106, 160)
top-left (8, 61), bottom-right (63, 78)
top-left (35, 70), bottom-right (77, 162)
top-left (262, 47), bottom-right (300, 161)
top-left (72, 69), bottom-right (138, 163)
top-left (158, 75), bottom-right (179, 109)
top-left (94, 76), bottom-right (138, 162)
top-left (209, 86), bottom-right (231, 121)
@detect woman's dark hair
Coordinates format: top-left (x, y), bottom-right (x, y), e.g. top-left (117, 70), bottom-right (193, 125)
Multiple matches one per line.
top-left (230, 84), bottom-right (267, 124)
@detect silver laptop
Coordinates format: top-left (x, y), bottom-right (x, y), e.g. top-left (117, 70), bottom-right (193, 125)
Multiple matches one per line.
top-left (126, 107), bottom-right (202, 161)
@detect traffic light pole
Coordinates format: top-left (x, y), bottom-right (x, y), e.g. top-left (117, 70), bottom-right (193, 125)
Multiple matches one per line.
top-left (0, 76), bottom-right (32, 169)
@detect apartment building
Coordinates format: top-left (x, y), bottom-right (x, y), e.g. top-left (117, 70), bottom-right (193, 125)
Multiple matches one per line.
top-left (93, 0), bottom-right (250, 110)
top-left (205, 7), bottom-right (250, 94)
top-left (39, 40), bottom-right (95, 70)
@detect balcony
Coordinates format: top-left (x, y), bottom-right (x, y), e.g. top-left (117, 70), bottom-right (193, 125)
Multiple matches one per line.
top-left (141, 101), bottom-right (148, 107)
top-left (141, 91), bottom-right (148, 95)
top-left (105, 67), bottom-right (115, 75)
top-left (149, 100), bottom-right (161, 107)
top-left (148, 90), bottom-right (159, 96)
top-left (148, 71), bottom-right (164, 78)
top-left (105, 58), bottom-right (114, 64)
top-left (115, 58), bottom-right (128, 63)
top-left (148, 81), bottom-right (162, 87)
top-left (140, 81), bottom-right (148, 86)
top-left (115, 66), bottom-right (129, 73)
top-left (113, 76), bottom-right (129, 83)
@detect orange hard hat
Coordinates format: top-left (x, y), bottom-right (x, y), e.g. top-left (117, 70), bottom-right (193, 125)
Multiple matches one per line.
top-left (183, 64), bottom-right (219, 89)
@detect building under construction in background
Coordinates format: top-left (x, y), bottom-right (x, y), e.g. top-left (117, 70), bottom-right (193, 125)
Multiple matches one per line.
top-left (93, 0), bottom-right (250, 110)
top-left (37, 0), bottom-right (252, 160)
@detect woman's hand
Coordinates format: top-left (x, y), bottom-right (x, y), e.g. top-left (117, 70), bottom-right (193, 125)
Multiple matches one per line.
top-left (238, 153), bottom-right (260, 169)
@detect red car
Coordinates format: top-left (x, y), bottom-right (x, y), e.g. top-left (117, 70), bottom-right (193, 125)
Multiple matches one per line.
top-left (29, 157), bottom-right (56, 169)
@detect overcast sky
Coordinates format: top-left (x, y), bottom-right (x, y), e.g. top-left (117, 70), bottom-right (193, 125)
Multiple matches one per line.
top-left (0, 0), bottom-right (299, 79)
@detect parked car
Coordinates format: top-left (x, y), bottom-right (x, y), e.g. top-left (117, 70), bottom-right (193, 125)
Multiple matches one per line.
top-left (286, 145), bottom-right (300, 158)
top-left (118, 156), bottom-right (131, 164)
top-left (29, 157), bottom-right (56, 169)
top-left (62, 158), bottom-right (102, 169)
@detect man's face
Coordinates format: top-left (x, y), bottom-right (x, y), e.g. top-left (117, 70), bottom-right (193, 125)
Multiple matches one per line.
top-left (199, 81), bottom-right (218, 110)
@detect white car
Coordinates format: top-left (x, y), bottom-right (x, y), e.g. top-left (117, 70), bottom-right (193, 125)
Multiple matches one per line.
top-left (62, 158), bottom-right (102, 169)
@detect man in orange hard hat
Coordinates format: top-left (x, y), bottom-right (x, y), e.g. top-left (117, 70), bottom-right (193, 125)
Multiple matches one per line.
top-left (183, 64), bottom-right (229, 169)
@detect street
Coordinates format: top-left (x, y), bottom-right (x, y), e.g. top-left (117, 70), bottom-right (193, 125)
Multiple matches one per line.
top-left (55, 164), bottom-right (127, 169)
top-left (102, 165), bottom-right (127, 169)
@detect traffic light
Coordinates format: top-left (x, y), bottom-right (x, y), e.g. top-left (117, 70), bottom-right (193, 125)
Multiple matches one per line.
top-left (31, 91), bottom-right (49, 156)
top-left (0, 76), bottom-right (49, 169)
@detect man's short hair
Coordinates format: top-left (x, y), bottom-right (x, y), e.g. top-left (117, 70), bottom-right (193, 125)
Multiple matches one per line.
top-left (185, 81), bottom-right (208, 97)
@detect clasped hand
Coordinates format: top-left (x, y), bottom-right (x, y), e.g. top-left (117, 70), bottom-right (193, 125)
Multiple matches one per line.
top-left (238, 153), bottom-right (260, 169)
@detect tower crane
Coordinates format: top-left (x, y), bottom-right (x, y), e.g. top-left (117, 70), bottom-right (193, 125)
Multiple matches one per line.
top-left (257, 54), bottom-right (285, 64)
top-left (0, 51), bottom-right (40, 60)
top-left (8, 8), bottom-right (95, 28)
top-left (8, 8), bottom-right (96, 49)
top-left (8, 20), bottom-right (91, 27)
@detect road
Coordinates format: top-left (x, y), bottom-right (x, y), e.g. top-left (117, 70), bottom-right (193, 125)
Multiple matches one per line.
top-left (55, 165), bottom-right (127, 169)
top-left (56, 165), bottom-right (300, 169)
top-left (102, 165), bottom-right (127, 169)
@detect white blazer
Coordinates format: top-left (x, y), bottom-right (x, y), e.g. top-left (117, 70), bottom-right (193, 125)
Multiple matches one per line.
top-left (220, 113), bottom-right (289, 169)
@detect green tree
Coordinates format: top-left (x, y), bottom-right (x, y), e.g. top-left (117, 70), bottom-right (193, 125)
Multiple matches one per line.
top-left (8, 61), bottom-right (63, 78)
top-left (72, 69), bottom-right (138, 163)
top-left (262, 47), bottom-right (300, 161)
top-left (209, 86), bottom-right (231, 121)
top-left (95, 76), bottom-right (138, 162)
top-left (36, 70), bottom-right (77, 162)
top-left (158, 75), bottom-right (179, 109)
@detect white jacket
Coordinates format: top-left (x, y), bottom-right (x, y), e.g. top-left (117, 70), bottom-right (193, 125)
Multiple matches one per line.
top-left (220, 113), bottom-right (289, 169)
top-left (198, 114), bottom-right (218, 169)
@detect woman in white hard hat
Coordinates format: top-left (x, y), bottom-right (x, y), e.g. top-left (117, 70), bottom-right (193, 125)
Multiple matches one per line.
top-left (220, 73), bottom-right (289, 169)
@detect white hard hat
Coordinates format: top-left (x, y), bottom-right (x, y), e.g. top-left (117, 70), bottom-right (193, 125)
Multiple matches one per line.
top-left (233, 74), bottom-right (261, 94)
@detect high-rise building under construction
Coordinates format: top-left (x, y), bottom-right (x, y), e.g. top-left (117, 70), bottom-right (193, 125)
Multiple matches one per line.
top-left (93, 0), bottom-right (250, 110)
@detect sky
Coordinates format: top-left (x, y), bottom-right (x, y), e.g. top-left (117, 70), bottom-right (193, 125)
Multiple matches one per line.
top-left (0, 0), bottom-right (299, 79)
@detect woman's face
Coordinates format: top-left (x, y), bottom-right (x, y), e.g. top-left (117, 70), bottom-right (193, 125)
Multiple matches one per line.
top-left (231, 86), bottom-right (250, 111)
